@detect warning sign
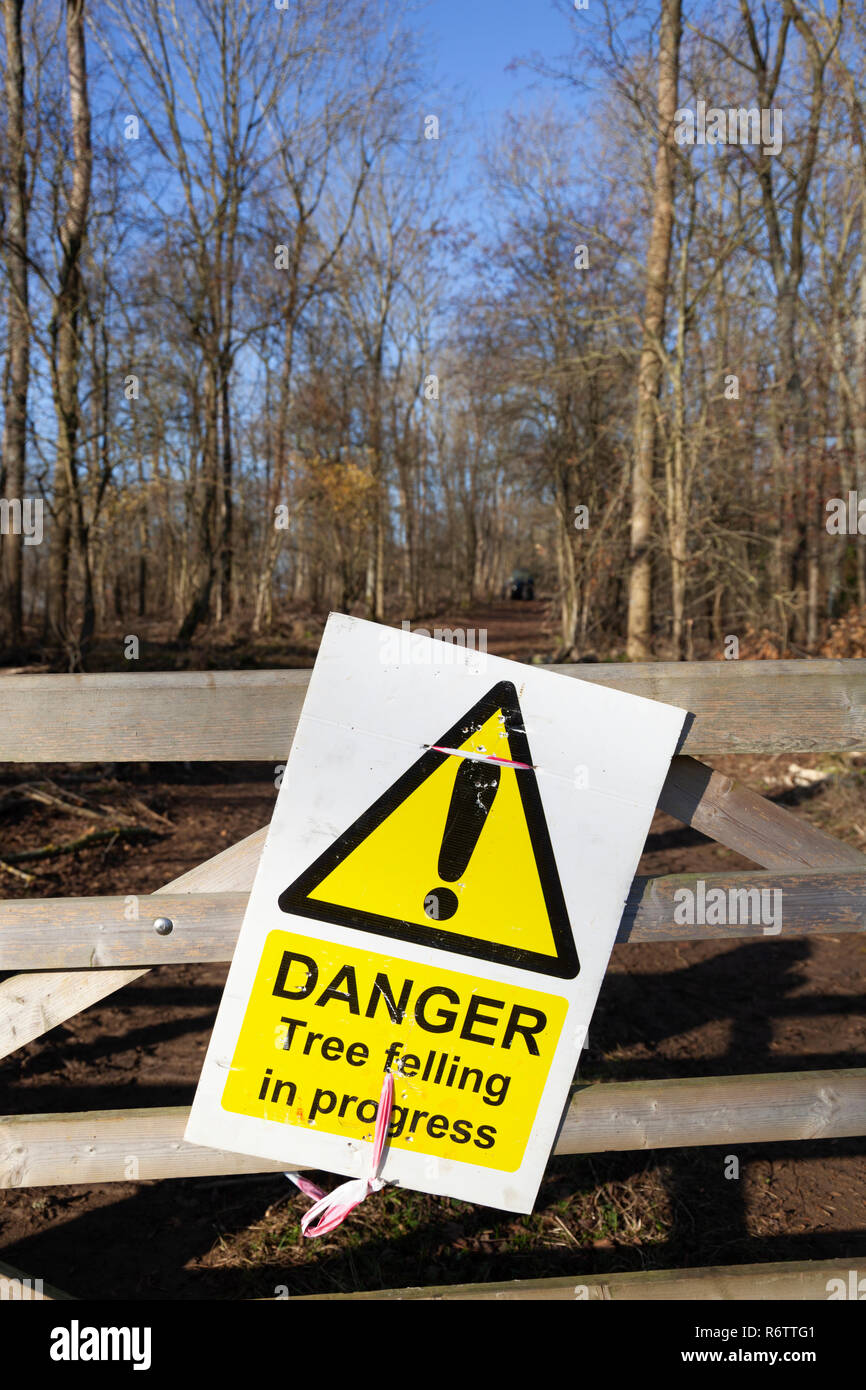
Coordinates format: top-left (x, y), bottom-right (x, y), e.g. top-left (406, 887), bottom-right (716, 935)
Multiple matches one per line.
top-left (222, 929), bottom-right (568, 1172)
top-left (186, 614), bottom-right (687, 1213)
top-left (279, 681), bottom-right (578, 978)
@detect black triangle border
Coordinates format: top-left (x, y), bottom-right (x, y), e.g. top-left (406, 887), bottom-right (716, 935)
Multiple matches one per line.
top-left (277, 680), bottom-right (580, 979)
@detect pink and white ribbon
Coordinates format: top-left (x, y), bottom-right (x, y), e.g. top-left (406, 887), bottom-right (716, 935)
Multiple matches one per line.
top-left (284, 1071), bottom-right (395, 1238)
top-left (284, 1170), bottom-right (327, 1202)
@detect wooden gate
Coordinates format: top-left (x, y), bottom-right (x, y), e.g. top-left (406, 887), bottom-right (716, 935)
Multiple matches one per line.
top-left (1, 659), bottom-right (864, 1300)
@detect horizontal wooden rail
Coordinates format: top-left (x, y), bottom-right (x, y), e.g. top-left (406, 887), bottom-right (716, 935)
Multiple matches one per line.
top-left (2, 1069), bottom-right (863, 1187)
top-left (1, 660), bottom-right (865, 761)
top-left (619, 868), bottom-right (866, 942)
top-left (0, 826), bottom-right (267, 1062)
top-left (0, 1260), bottom-right (73, 1301)
top-left (0, 892), bottom-right (247, 969)
top-left (1, 870), bottom-right (864, 970)
top-left (288, 1257), bottom-right (861, 1301)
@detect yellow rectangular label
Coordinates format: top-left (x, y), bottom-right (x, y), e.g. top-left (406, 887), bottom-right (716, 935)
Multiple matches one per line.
top-left (221, 930), bottom-right (568, 1172)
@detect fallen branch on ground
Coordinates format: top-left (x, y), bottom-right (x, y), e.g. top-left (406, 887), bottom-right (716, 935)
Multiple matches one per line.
top-left (0, 857), bottom-right (38, 883)
top-left (0, 778), bottom-right (174, 831)
top-left (2, 825), bottom-right (164, 864)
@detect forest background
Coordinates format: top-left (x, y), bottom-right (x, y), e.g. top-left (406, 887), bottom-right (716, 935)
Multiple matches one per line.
top-left (0, 0), bottom-right (864, 671)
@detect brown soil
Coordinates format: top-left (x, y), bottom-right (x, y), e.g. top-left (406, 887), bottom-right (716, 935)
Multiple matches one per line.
top-left (0, 606), bottom-right (864, 1299)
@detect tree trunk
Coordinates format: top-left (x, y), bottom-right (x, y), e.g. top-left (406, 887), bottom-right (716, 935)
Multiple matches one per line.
top-left (1, 0), bottom-right (29, 653)
top-left (366, 355), bottom-right (386, 622)
top-left (177, 365), bottom-right (219, 644)
top-left (626, 0), bottom-right (681, 660)
top-left (554, 466), bottom-right (579, 656)
top-left (855, 186), bottom-right (866, 608)
top-left (48, 0), bottom-right (93, 670)
top-left (218, 368), bottom-right (233, 621)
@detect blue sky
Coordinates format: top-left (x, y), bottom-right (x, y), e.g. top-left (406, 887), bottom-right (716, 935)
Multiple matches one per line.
top-left (419, 0), bottom-right (573, 123)
top-left (414, 0), bottom-right (594, 241)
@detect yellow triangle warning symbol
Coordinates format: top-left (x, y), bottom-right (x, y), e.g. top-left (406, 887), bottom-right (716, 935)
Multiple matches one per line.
top-left (278, 681), bottom-right (579, 978)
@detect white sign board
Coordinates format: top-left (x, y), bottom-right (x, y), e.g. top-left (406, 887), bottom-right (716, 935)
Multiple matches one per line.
top-left (186, 615), bottom-right (687, 1213)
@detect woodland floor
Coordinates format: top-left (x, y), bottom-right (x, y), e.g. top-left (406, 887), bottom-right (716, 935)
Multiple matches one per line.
top-left (0, 602), bottom-right (864, 1299)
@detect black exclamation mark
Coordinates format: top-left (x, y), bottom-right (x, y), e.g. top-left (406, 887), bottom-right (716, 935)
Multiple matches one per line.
top-left (423, 758), bottom-right (500, 921)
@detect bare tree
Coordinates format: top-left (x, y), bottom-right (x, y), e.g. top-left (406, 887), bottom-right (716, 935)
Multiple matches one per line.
top-left (1, 0), bottom-right (30, 650)
top-left (627, 0), bottom-right (682, 660)
top-left (249, 5), bottom-right (414, 632)
top-left (46, 0), bottom-right (92, 668)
